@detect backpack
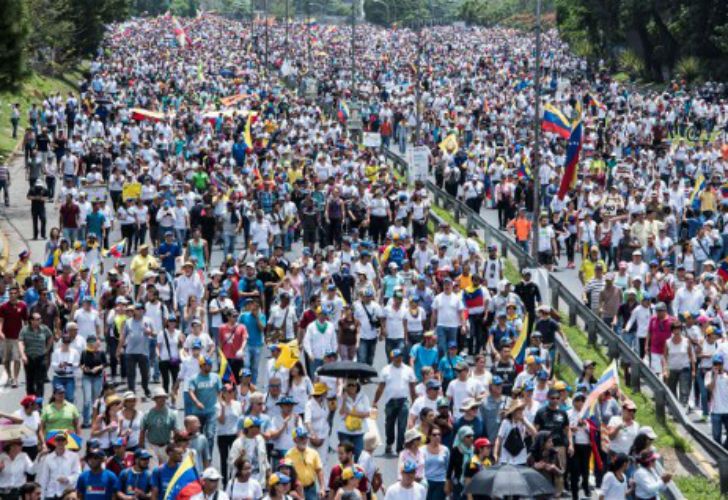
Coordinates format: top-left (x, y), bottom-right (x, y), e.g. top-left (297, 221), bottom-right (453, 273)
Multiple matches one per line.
top-left (657, 280), bottom-right (675, 303)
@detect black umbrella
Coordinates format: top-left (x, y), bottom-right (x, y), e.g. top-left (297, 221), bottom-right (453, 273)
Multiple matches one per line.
top-left (464, 464), bottom-right (555, 498)
top-left (316, 361), bottom-right (378, 380)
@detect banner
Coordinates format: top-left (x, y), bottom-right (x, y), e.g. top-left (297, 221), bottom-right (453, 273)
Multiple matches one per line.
top-left (362, 132), bottom-right (382, 148)
top-left (85, 184), bottom-right (109, 203)
top-left (122, 182), bottom-right (141, 200)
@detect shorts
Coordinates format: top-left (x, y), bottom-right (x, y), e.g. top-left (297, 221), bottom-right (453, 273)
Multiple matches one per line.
top-left (538, 251), bottom-right (553, 265)
top-left (0, 339), bottom-right (20, 362)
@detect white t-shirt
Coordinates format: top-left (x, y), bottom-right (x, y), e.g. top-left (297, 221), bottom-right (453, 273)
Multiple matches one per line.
top-left (607, 416), bottom-right (640, 454)
top-left (12, 409), bottom-right (39, 447)
top-left (216, 400), bottom-right (244, 436)
top-left (432, 292), bottom-right (464, 328)
top-left (73, 308), bottom-right (99, 340)
top-left (384, 481), bottom-right (427, 500)
top-left (384, 305), bottom-right (407, 340)
top-left (538, 226), bottom-right (555, 252)
top-left (380, 364), bottom-right (416, 401)
top-left (600, 471), bottom-right (628, 500)
top-left (446, 378), bottom-right (485, 419)
top-left (226, 478), bottom-right (263, 500)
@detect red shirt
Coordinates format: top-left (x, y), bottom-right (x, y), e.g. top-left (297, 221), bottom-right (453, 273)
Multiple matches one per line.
top-left (0, 300), bottom-right (28, 339)
top-left (218, 323), bottom-right (247, 359)
top-left (59, 203), bottom-right (80, 229)
top-left (328, 464), bottom-right (369, 493)
top-left (649, 315), bottom-right (673, 355)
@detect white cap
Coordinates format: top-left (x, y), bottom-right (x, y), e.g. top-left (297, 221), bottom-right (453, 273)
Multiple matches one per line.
top-left (202, 467), bottom-right (222, 480)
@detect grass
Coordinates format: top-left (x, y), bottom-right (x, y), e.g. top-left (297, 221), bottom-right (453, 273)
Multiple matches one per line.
top-left (674, 475), bottom-right (726, 500)
top-left (0, 68), bottom-right (84, 157)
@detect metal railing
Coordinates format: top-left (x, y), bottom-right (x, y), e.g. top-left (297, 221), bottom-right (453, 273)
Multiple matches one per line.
top-left (382, 147), bottom-right (723, 497)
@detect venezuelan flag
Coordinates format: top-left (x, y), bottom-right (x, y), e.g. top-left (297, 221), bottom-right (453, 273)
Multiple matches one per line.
top-left (718, 258), bottom-right (728, 281)
top-left (556, 104), bottom-right (584, 200)
top-left (689, 174), bottom-right (705, 211)
top-left (542, 103), bottom-right (572, 139)
top-left (164, 454), bottom-right (202, 500)
top-left (587, 94), bottom-right (606, 110)
top-left (218, 348), bottom-right (237, 385)
top-left (337, 100), bottom-right (349, 123)
top-left (102, 238), bottom-right (126, 258)
top-left (580, 360), bottom-right (619, 419)
top-left (512, 315), bottom-right (529, 370)
top-left (41, 250), bottom-right (57, 276)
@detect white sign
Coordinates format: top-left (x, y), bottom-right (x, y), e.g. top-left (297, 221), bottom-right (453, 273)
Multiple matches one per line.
top-left (362, 132), bottom-right (382, 148)
top-left (85, 184), bottom-right (109, 203)
top-left (408, 146), bottom-right (429, 183)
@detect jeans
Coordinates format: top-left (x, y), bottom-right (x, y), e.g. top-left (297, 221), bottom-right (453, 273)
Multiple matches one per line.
top-left (82, 375), bottom-right (103, 425)
top-left (426, 481), bottom-right (445, 500)
top-left (125, 353), bottom-right (150, 395)
top-left (245, 344), bottom-right (262, 385)
top-left (62, 228), bottom-right (78, 245)
top-left (148, 338), bottom-right (160, 381)
top-left (696, 368), bottom-right (710, 417)
top-left (52, 377), bottom-right (75, 403)
top-left (666, 367), bottom-right (692, 406)
top-left (384, 338), bottom-right (405, 362)
top-left (24, 355), bottom-right (46, 397)
top-left (711, 413), bottom-right (728, 448)
top-left (217, 434), bottom-right (236, 484)
top-left (303, 484), bottom-right (318, 500)
top-left (436, 326), bottom-right (459, 357)
top-left (223, 234), bottom-right (237, 257)
top-left (196, 413), bottom-right (217, 456)
top-left (357, 338), bottom-right (377, 365)
top-left (338, 432), bottom-right (364, 461)
top-left (385, 398), bottom-right (409, 452)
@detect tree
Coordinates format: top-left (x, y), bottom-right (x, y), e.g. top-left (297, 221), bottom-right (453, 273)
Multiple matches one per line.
top-left (0, 0), bottom-right (31, 90)
top-left (26, 0), bottom-right (76, 72)
top-left (170, 0), bottom-right (198, 16)
top-left (134, 0), bottom-right (171, 15)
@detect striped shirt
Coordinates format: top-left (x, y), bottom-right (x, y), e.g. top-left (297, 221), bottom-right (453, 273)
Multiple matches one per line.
top-left (0, 165), bottom-right (9, 182)
top-left (19, 325), bottom-right (52, 357)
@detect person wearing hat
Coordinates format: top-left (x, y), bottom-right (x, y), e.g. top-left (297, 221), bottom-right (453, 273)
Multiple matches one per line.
top-left (285, 426), bottom-right (325, 500)
top-left (0, 285), bottom-right (29, 388)
top-left (267, 472), bottom-right (293, 500)
top-left (383, 460), bottom-right (426, 500)
top-left (583, 262), bottom-right (606, 314)
top-left (200, 467), bottom-right (230, 500)
top-left (565, 391), bottom-right (592, 498)
top-left (156, 230), bottom-right (182, 276)
top-left (606, 399), bottom-right (640, 459)
top-left (35, 430), bottom-right (81, 498)
top-left (624, 293), bottom-right (653, 358)
top-left (228, 415), bottom-right (269, 487)
top-left (373, 348), bottom-right (416, 455)
top-left (662, 321), bottom-right (695, 407)
top-left (188, 355), bottom-right (222, 457)
top-left (533, 389), bottom-right (572, 496)
top-left (130, 243), bottom-right (159, 288)
top-left (494, 400), bottom-right (534, 466)
top-left (268, 291), bottom-right (299, 345)
top-left (27, 177), bottom-right (49, 240)
top-left (76, 448), bottom-right (119, 500)
top-left (0, 437), bottom-right (32, 495)
top-left (304, 383), bottom-right (331, 470)
top-left (409, 331), bottom-right (439, 382)
top-left (50, 327), bottom-right (80, 404)
top-left (645, 301), bottom-right (673, 375)
top-left (335, 379), bottom-right (371, 461)
top-left (269, 396), bottom-right (299, 459)
top-left (139, 388), bottom-right (177, 465)
top-left (633, 449), bottom-right (672, 499)
top-left (116, 301), bottom-right (153, 399)
top-left (447, 361), bottom-right (486, 420)
top-left (438, 342), bottom-right (465, 389)
top-left (303, 304), bottom-right (337, 374)
top-left (352, 288), bottom-right (383, 366)
top-left (106, 436), bottom-right (133, 476)
top-left (238, 298), bottom-right (266, 385)
top-left (118, 449), bottom-right (153, 500)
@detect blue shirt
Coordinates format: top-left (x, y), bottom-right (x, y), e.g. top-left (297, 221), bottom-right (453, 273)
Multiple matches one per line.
top-left (157, 242), bottom-right (182, 274)
top-left (438, 354), bottom-right (465, 381)
top-left (190, 372), bottom-right (222, 416)
top-left (239, 311), bottom-right (266, 347)
top-left (151, 463), bottom-right (179, 495)
top-left (410, 343), bottom-right (439, 380)
top-left (76, 469), bottom-right (120, 500)
top-left (119, 468), bottom-right (152, 497)
top-left (86, 211), bottom-right (106, 239)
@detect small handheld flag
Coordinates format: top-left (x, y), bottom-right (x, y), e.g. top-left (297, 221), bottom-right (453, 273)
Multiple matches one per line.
top-left (164, 454), bottom-right (202, 500)
top-left (542, 104), bottom-right (572, 139)
top-left (218, 348), bottom-right (237, 385)
top-left (557, 103), bottom-right (584, 200)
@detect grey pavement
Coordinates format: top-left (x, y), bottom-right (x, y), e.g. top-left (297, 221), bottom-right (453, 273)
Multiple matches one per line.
top-left (0, 153), bottom-right (400, 486)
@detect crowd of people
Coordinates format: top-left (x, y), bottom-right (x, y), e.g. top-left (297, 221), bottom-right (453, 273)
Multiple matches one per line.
top-left (3, 10), bottom-right (727, 500)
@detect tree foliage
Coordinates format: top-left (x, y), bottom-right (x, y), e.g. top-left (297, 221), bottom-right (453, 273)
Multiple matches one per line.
top-left (556, 0), bottom-right (728, 81)
top-left (458, 0), bottom-right (554, 29)
top-left (364, 0), bottom-right (458, 26)
top-left (0, 0), bottom-right (31, 90)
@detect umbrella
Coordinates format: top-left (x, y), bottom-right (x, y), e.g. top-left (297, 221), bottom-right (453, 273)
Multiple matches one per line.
top-left (464, 464), bottom-right (555, 498)
top-left (0, 425), bottom-right (34, 441)
top-left (45, 430), bottom-right (83, 451)
top-left (316, 361), bottom-right (378, 380)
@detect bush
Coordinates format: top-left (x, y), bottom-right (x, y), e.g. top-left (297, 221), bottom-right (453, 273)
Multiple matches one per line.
top-left (675, 56), bottom-right (702, 83)
top-left (618, 49), bottom-right (644, 79)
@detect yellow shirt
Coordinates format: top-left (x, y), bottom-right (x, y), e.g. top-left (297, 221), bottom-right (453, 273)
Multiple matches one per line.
top-left (458, 274), bottom-right (473, 290)
top-left (700, 190), bottom-right (717, 213)
top-left (579, 258), bottom-right (605, 284)
top-left (285, 447), bottom-right (322, 487)
top-left (14, 260), bottom-right (33, 287)
top-left (130, 254), bottom-right (158, 285)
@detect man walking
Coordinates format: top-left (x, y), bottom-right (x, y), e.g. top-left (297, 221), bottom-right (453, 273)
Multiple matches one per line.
top-left (19, 311), bottom-right (53, 396)
top-left (116, 303), bottom-right (153, 398)
top-left (373, 349), bottom-right (416, 455)
top-left (27, 179), bottom-right (49, 240)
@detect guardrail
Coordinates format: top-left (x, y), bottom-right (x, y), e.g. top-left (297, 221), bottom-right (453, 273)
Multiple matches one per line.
top-left (381, 147), bottom-right (719, 497)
